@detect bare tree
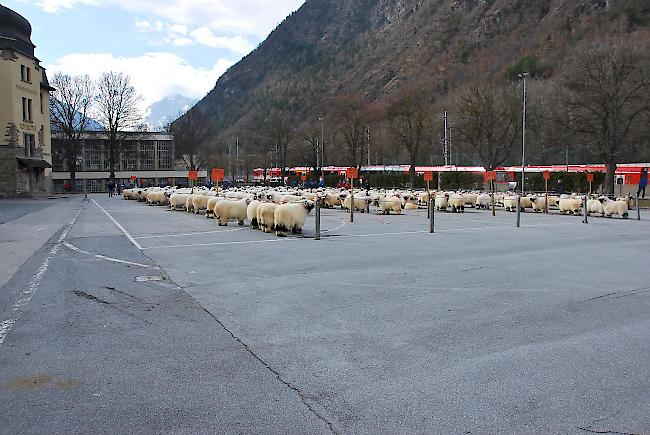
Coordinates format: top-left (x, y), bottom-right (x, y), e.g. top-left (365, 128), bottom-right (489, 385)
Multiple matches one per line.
top-left (333, 93), bottom-right (375, 168)
top-left (266, 110), bottom-right (293, 185)
top-left (387, 87), bottom-right (430, 187)
top-left (95, 72), bottom-right (142, 180)
top-left (302, 128), bottom-right (321, 171)
top-left (562, 39), bottom-right (650, 194)
top-left (50, 73), bottom-right (94, 190)
top-left (169, 107), bottom-right (208, 171)
top-left (455, 84), bottom-right (521, 170)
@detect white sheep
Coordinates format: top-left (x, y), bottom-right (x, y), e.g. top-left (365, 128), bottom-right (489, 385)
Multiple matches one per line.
top-left (214, 198), bottom-right (249, 226)
top-left (599, 197), bottom-right (629, 218)
top-left (205, 196), bottom-right (223, 218)
top-left (449, 193), bottom-right (465, 213)
top-left (169, 193), bottom-right (190, 210)
top-left (558, 198), bottom-right (581, 215)
top-left (379, 196), bottom-right (402, 214)
top-left (192, 195), bottom-right (211, 214)
top-left (247, 200), bottom-right (262, 229)
top-left (274, 200), bottom-right (314, 237)
top-left (342, 196), bottom-right (369, 213)
top-left (257, 202), bottom-right (278, 233)
top-left (434, 193), bottom-right (449, 211)
top-left (462, 193), bottom-right (478, 208)
top-left (503, 195), bottom-right (518, 212)
top-left (475, 193), bottom-right (491, 210)
top-left (587, 198), bottom-right (604, 215)
top-left (530, 196), bottom-right (548, 213)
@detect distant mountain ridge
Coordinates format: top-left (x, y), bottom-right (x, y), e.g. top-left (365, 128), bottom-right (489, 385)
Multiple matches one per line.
top-left (178, 0), bottom-right (649, 162)
top-left (146, 94), bottom-right (197, 130)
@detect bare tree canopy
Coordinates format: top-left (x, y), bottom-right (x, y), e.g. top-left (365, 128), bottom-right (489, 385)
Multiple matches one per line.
top-left (50, 73), bottom-right (94, 190)
top-left (169, 107), bottom-right (208, 171)
top-left (266, 110), bottom-right (293, 184)
top-left (562, 39), bottom-right (650, 194)
top-left (387, 87), bottom-right (430, 187)
top-left (455, 84), bottom-right (521, 171)
top-left (333, 93), bottom-right (376, 168)
top-left (95, 71), bottom-right (142, 178)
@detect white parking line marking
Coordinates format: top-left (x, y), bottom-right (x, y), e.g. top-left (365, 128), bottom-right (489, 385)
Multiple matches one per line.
top-left (92, 199), bottom-right (142, 250)
top-left (0, 208), bottom-right (82, 347)
top-left (63, 242), bottom-right (155, 268)
top-left (134, 227), bottom-right (246, 240)
top-left (141, 237), bottom-right (298, 250)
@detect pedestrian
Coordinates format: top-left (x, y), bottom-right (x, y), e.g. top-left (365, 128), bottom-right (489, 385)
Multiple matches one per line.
top-left (108, 180), bottom-right (115, 197)
top-left (556, 179), bottom-right (565, 195)
top-left (206, 180), bottom-right (213, 189)
top-left (638, 168), bottom-right (648, 199)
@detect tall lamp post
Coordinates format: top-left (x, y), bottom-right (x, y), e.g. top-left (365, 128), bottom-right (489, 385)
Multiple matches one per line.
top-left (518, 72), bottom-right (529, 195)
top-left (318, 116), bottom-right (325, 181)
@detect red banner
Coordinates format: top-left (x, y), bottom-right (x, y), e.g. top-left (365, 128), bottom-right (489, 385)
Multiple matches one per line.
top-left (484, 171), bottom-right (496, 182)
top-left (424, 171), bottom-right (434, 182)
top-left (188, 171), bottom-right (199, 181)
top-left (130, 175), bottom-right (137, 181)
top-left (347, 167), bottom-right (358, 179)
top-left (586, 173), bottom-right (594, 182)
top-left (543, 170), bottom-right (550, 180)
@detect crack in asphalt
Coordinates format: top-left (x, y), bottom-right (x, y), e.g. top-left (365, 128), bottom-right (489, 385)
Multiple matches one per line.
top-left (133, 245), bottom-right (339, 433)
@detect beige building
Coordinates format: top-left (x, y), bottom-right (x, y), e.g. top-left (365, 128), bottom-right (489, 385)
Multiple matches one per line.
top-left (0, 5), bottom-right (53, 196)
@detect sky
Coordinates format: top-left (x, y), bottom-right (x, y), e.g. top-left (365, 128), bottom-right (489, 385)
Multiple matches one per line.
top-left (3, 0), bottom-right (305, 111)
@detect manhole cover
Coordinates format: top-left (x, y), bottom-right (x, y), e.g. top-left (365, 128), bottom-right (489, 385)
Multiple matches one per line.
top-left (135, 275), bottom-right (164, 282)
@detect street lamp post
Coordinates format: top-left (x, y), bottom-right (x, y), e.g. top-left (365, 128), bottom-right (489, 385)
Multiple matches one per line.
top-left (319, 116), bottom-right (325, 180)
top-left (518, 72), bottom-right (529, 195)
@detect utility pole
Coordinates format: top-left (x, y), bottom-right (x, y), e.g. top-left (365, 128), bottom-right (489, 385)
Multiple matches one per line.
top-left (444, 110), bottom-right (449, 166)
top-left (367, 125), bottom-right (371, 166)
top-left (235, 136), bottom-right (239, 182)
top-left (519, 72), bottom-right (529, 195)
top-left (319, 117), bottom-right (325, 180)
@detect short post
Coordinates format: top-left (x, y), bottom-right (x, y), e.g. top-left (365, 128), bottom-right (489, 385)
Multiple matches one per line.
top-left (429, 198), bottom-right (434, 233)
top-left (637, 193), bottom-right (641, 221)
top-left (427, 180), bottom-right (431, 219)
top-left (315, 199), bottom-right (321, 240)
top-left (491, 180), bottom-right (496, 217)
top-left (516, 195), bottom-right (521, 228)
top-left (544, 178), bottom-right (549, 214)
top-left (583, 195), bottom-right (588, 224)
top-left (350, 178), bottom-right (354, 223)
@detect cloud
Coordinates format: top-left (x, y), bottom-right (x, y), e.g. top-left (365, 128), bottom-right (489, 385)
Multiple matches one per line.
top-left (189, 27), bottom-right (253, 54)
top-left (46, 52), bottom-right (234, 111)
top-left (35, 0), bottom-right (305, 37)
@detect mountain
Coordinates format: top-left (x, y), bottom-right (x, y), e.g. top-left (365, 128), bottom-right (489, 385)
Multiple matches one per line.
top-left (146, 94), bottom-right (197, 130)
top-left (180, 0), bottom-right (650, 164)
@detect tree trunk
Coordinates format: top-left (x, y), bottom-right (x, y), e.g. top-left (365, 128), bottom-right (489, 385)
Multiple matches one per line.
top-left (605, 159), bottom-right (617, 196)
top-left (409, 163), bottom-right (416, 188)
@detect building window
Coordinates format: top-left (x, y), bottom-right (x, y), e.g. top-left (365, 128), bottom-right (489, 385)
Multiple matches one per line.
top-left (121, 142), bottom-right (138, 171)
top-left (21, 97), bottom-right (32, 121)
top-left (157, 141), bottom-right (171, 169)
top-left (85, 140), bottom-right (101, 171)
top-left (52, 141), bottom-right (65, 171)
top-left (140, 140), bottom-right (155, 170)
top-left (24, 133), bottom-right (36, 157)
top-left (21, 65), bottom-right (31, 83)
top-left (40, 92), bottom-right (44, 114)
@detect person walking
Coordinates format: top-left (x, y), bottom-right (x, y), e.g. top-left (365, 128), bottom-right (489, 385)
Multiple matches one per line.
top-left (107, 181), bottom-right (115, 197)
top-left (638, 168), bottom-right (648, 199)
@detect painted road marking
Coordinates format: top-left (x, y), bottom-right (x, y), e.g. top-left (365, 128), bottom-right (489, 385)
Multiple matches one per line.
top-left (92, 199), bottom-right (142, 250)
top-left (63, 242), bottom-right (155, 268)
top-left (0, 208), bottom-right (82, 347)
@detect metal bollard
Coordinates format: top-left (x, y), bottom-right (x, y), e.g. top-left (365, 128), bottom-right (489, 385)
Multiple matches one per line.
top-left (583, 195), bottom-right (588, 224)
top-left (429, 198), bottom-right (435, 233)
top-left (637, 194), bottom-right (641, 221)
top-left (315, 199), bottom-right (321, 240)
top-left (516, 195), bottom-right (521, 228)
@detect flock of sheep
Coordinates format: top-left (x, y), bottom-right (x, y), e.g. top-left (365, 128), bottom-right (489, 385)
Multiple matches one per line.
top-left (121, 185), bottom-right (633, 237)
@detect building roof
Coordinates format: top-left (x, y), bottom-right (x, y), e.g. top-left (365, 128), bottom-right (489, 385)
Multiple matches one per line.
top-left (0, 5), bottom-right (35, 57)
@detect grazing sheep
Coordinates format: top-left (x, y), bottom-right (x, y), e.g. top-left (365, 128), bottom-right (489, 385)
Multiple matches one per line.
top-left (323, 194), bottom-right (341, 208)
top-left (587, 198), bottom-right (604, 215)
top-left (599, 196), bottom-right (629, 218)
top-left (192, 195), bottom-right (211, 214)
top-left (379, 196), bottom-right (402, 215)
top-left (342, 196), bottom-right (369, 213)
top-left (257, 202), bottom-right (278, 233)
top-left (169, 193), bottom-right (190, 210)
top-left (449, 193), bottom-right (465, 213)
top-left (558, 198), bottom-right (581, 215)
top-left (418, 192), bottom-right (430, 206)
top-left (503, 196), bottom-right (518, 212)
top-left (434, 193), bottom-right (449, 211)
top-left (519, 196), bottom-right (533, 211)
top-left (475, 193), bottom-right (491, 210)
top-left (205, 196), bottom-right (223, 218)
top-left (247, 200), bottom-right (262, 229)
top-left (214, 198), bottom-right (249, 226)
top-left (530, 196), bottom-right (548, 213)
top-left (462, 193), bottom-right (478, 208)
top-left (185, 194), bottom-right (195, 212)
top-left (274, 200), bottom-right (314, 237)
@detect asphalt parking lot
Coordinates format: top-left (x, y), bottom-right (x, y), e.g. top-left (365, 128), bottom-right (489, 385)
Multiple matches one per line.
top-left (1, 194), bottom-right (649, 434)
